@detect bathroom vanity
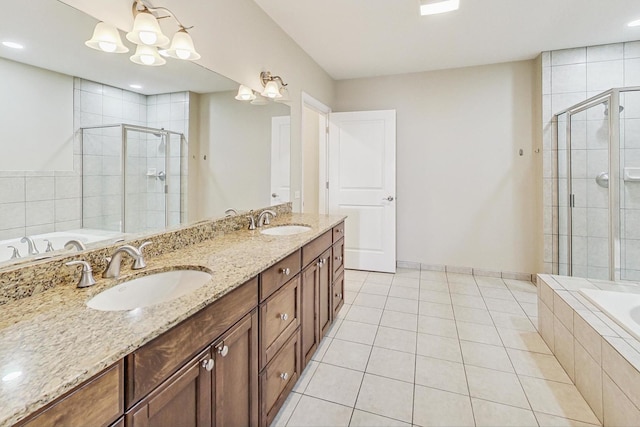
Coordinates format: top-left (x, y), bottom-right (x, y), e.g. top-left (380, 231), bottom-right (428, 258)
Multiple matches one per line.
top-left (0, 212), bottom-right (345, 427)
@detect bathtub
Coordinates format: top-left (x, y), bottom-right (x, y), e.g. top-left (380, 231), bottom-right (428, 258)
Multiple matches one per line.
top-left (0, 229), bottom-right (123, 263)
top-left (579, 288), bottom-right (640, 341)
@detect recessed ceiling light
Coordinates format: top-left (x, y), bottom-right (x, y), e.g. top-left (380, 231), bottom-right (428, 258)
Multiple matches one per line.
top-left (2, 41), bottom-right (24, 49)
top-left (629, 19), bottom-right (640, 27)
top-left (129, 84), bottom-right (143, 89)
top-left (420, 0), bottom-right (460, 15)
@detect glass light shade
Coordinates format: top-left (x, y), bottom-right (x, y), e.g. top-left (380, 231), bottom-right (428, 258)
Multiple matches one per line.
top-left (164, 30), bottom-right (201, 60)
top-left (261, 80), bottom-right (282, 99)
top-left (126, 11), bottom-right (170, 47)
top-left (235, 85), bottom-right (256, 101)
top-left (251, 95), bottom-right (269, 106)
top-left (130, 44), bottom-right (166, 66)
top-left (420, 0), bottom-right (460, 15)
top-left (274, 87), bottom-right (290, 103)
top-left (85, 22), bottom-right (129, 53)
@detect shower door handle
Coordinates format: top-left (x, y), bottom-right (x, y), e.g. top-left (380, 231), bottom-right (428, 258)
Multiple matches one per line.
top-left (595, 172), bottom-right (609, 188)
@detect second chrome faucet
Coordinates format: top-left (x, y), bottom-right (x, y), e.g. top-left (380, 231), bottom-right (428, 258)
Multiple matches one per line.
top-left (103, 241), bottom-right (152, 278)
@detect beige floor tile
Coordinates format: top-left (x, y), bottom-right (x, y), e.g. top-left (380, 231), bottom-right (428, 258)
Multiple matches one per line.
top-left (449, 282), bottom-right (481, 296)
top-left (475, 276), bottom-right (508, 289)
top-left (345, 269), bottom-right (369, 282)
top-left (355, 374), bottom-right (414, 423)
top-left (271, 391), bottom-right (302, 426)
top-left (457, 321), bottom-right (503, 346)
top-left (335, 320), bottom-right (378, 345)
top-left (380, 311), bottom-right (418, 332)
top-left (392, 276), bottom-right (420, 289)
top-left (451, 293), bottom-right (487, 309)
top-left (472, 398), bottom-right (539, 427)
top-left (484, 297), bottom-right (526, 315)
top-left (453, 306), bottom-right (494, 325)
top-left (420, 280), bottom-right (450, 293)
top-left (417, 333), bottom-right (462, 362)
top-left (311, 337), bottom-right (333, 361)
top-left (344, 292), bottom-right (357, 305)
top-left (293, 361), bottom-right (319, 393)
top-left (349, 410), bottom-right (411, 427)
top-left (419, 289), bottom-right (451, 304)
top-left (389, 286), bottom-right (420, 300)
top-left (385, 296), bottom-right (419, 314)
top-left (419, 301), bottom-right (454, 319)
top-left (418, 315), bottom-right (458, 338)
top-left (345, 306), bottom-right (383, 325)
top-left (367, 272), bottom-right (395, 285)
top-left (374, 326), bottom-right (417, 353)
top-left (491, 311), bottom-right (537, 332)
top-left (519, 376), bottom-right (600, 425)
top-left (465, 365), bottom-right (530, 409)
top-left (447, 273), bottom-right (477, 285)
top-left (360, 282), bottom-right (391, 296)
top-left (479, 286), bottom-right (515, 301)
top-left (460, 341), bottom-right (514, 373)
top-left (394, 268), bottom-right (421, 279)
top-left (322, 339), bottom-right (372, 371)
top-left (513, 290), bottom-right (539, 304)
top-left (366, 346), bottom-right (416, 383)
top-left (520, 301), bottom-right (539, 317)
top-left (413, 385), bottom-right (475, 427)
top-left (415, 355), bottom-right (468, 395)
top-left (304, 363), bottom-right (364, 407)
top-left (345, 280), bottom-right (364, 293)
top-left (421, 271), bottom-right (447, 281)
top-left (336, 303), bottom-right (351, 319)
top-left (325, 318), bottom-right (343, 338)
top-left (507, 348), bottom-right (572, 384)
top-left (286, 395), bottom-right (353, 427)
top-left (534, 412), bottom-right (600, 427)
top-left (498, 328), bottom-right (552, 354)
top-left (505, 279), bottom-right (537, 293)
top-left (353, 293), bottom-right (387, 309)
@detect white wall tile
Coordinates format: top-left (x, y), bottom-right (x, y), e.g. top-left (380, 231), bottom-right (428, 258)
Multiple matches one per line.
top-left (625, 58), bottom-right (640, 86)
top-left (0, 177), bottom-right (25, 203)
top-left (586, 60), bottom-right (624, 92)
top-left (552, 64), bottom-right (587, 94)
top-left (625, 41), bottom-right (640, 59)
top-left (552, 47), bottom-right (586, 66)
top-left (25, 177), bottom-right (54, 202)
top-left (587, 43), bottom-right (624, 62)
top-left (0, 202), bottom-right (25, 230)
top-left (25, 200), bottom-right (54, 226)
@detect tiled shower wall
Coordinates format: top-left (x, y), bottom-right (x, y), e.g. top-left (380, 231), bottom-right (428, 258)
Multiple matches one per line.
top-left (542, 40), bottom-right (640, 278)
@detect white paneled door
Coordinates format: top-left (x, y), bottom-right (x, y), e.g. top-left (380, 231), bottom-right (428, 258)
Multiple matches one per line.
top-left (271, 116), bottom-right (291, 205)
top-left (328, 110), bottom-right (396, 272)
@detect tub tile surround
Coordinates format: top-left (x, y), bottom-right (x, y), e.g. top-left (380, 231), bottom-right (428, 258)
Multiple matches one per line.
top-left (537, 274), bottom-right (640, 425)
top-left (272, 269), bottom-right (601, 427)
top-left (0, 203), bottom-right (345, 427)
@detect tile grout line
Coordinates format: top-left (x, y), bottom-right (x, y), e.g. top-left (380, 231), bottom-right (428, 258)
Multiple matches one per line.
top-left (456, 274), bottom-right (478, 426)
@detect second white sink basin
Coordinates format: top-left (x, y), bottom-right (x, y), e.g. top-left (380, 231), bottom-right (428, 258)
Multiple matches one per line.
top-left (87, 269), bottom-right (212, 311)
top-left (261, 225), bottom-right (312, 236)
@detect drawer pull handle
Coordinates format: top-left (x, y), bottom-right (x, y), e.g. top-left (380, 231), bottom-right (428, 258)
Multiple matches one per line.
top-left (280, 313), bottom-right (289, 321)
top-left (201, 359), bottom-right (214, 371)
top-left (335, 256), bottom-right (343, 262)
top-left (280, 372), bottom-right (289, 381)
top-left (217, 344), bottom-right (229, 357)
top-left (335, 293), bottom-right (342, 298)
top-left (317, 258), bottom-right (326, 267)
top-left (280, 267), bottom-right (291, 276)
top-left (336, 229), bottom-right (342, 233)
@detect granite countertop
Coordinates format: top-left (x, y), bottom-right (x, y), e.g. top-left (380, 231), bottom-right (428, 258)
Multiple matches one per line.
top-left (0, 213), bottom-right (345, 427)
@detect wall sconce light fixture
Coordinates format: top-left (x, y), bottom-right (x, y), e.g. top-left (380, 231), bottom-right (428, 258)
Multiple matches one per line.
top-left (85, 0), bottom-right (200, 65)
top-left (235, 71), bottom-right (289, 105)
top-left (260, 71), bottom-right (288, 99)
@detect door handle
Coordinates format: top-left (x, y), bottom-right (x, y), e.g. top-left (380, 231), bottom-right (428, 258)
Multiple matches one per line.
top-left (382, 196), bottom-right (394, 202)
top-left (272, 193), bottom-right (279, 198)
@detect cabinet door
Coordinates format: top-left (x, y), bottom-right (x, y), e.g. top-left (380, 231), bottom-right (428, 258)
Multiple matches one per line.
top-left (333, 238), bottom-right (344, 276)
top-left (318, 249), bottom-right (332, 338)
top-left (126, 349), bottom-right (212, 427)
top-left (212, 310), bottom-right (259, 427)
top-left (301, 262), bottom-right (319, 366)
top-left (333, 270), bottom-right (345, 318)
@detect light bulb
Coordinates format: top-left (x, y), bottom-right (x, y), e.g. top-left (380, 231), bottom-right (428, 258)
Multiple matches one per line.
top-left (139, 31), bottom-right (157, 45)
top-left (176, 49), bottom-right (190, 60)
top-left (98, 41), bottom-right (117, 52)
top-left (140, 54), bottom-right (155, 65)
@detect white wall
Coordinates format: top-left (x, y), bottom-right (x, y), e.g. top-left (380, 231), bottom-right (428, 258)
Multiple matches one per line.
top-left (334, 61), bottom-right (543, 274)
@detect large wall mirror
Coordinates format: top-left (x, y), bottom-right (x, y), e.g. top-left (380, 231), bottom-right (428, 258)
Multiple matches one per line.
top-left (0, 0), bottom-right (291, 266)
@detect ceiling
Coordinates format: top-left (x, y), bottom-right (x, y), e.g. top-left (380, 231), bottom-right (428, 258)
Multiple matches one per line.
top-left (253, 0), bottom-right (640, 80)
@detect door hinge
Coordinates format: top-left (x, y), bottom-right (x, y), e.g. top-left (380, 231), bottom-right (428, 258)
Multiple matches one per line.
top-left (325, 181), bottom-right (329, 189)
top-left (164, 185), bottom-right (169, 194)
top-left (570, 193), bottom-right (575, 208)
top-left (325, 126), bottom-right (330, 134)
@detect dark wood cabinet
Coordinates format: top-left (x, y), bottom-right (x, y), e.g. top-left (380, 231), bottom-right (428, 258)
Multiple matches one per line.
top-left (126, 349), bottom-right (212, 427)
top-left (332, 269), bottom-right (345, 318)
top-left (213, 310), bottom-right (259, 427)
top-left (318, 249), bottom-right (332, 338)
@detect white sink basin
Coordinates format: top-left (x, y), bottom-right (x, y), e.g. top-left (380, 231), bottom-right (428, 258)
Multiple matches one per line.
top-left (261, 225), bottom-right (312, 236)
top-left (87, 270), bottom-right (212, 311)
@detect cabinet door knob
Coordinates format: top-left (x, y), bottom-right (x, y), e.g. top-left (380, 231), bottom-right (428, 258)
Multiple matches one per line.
top-left (280, 313), bottom-right (289, 321)
top-left (280, 267), bottom-right (291, 276)
top-left (201, 359), bottom-right (214, 371)
top-left (336, 229), bottom-right (342, 233)
top-left (217, 344), bottom-right (229, 357)
top-left (335, 256), bottom-right (343, 262)
top-left (280, 372), bottom-right (289, 381)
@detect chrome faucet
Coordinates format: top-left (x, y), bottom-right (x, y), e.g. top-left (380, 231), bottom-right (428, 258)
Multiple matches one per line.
top-left (20, 236), bottom-right (39, 255)
top-left (65, 260), bottom-right (97, 288)
top-left (103, 241), bottom-right (151, 278)
top-left (225, 208), bottom-right (238, 216)
top-left (44, 239), bottom-right (55, 252)
top-left (7, 246), bottom-right (21, 259)
top-left (64, 239), bottom-right (87, 251)
top-left (247, 215), bottom-right (257, 230)
top-left (257, 209), bottom-right (277, 227)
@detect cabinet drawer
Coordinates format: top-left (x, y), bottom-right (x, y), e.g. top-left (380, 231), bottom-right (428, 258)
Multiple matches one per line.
top-left (260, 330), bottom-right (301, 427)
top-left (19, 361), bottom-right (123, 427)
top-left (332, 222), bottom-right (345, 243)
top-left (302, 231), bottom-right (332, 267)
top-left (333, 269), bottom-right (345, 317)
top-left (333, 239), bottom-right (344, 275)
top-left (126, 277), bottom-right (258, 408)
top-left (260, 250), bottom-right (301, 302)
top-left (260, 276), bottom-right (301, 370)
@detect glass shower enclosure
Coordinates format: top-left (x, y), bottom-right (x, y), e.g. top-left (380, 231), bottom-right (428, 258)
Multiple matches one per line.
top-left (80, 124), bottom-right (187, 234)
top-left (556, 87), bottom-right (640, 281)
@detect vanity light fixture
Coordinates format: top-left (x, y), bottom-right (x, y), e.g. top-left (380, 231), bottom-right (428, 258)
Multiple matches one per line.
top-left (1, 41), bottom-right (24, 49)
top-left (260, 71), bottom-right (288, 99)
top-left (629, 19), bottom-right (640, 27)
top-left (85, 0), bottom-right (201, 66)
top-left (420, 0), bottom-right (460, 16)
top-left (235, 84), bottom-right (257, 101)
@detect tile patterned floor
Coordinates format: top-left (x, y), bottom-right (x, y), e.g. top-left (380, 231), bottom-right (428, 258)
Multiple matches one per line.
top-left (271, 269), bottom-right (603, 427)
